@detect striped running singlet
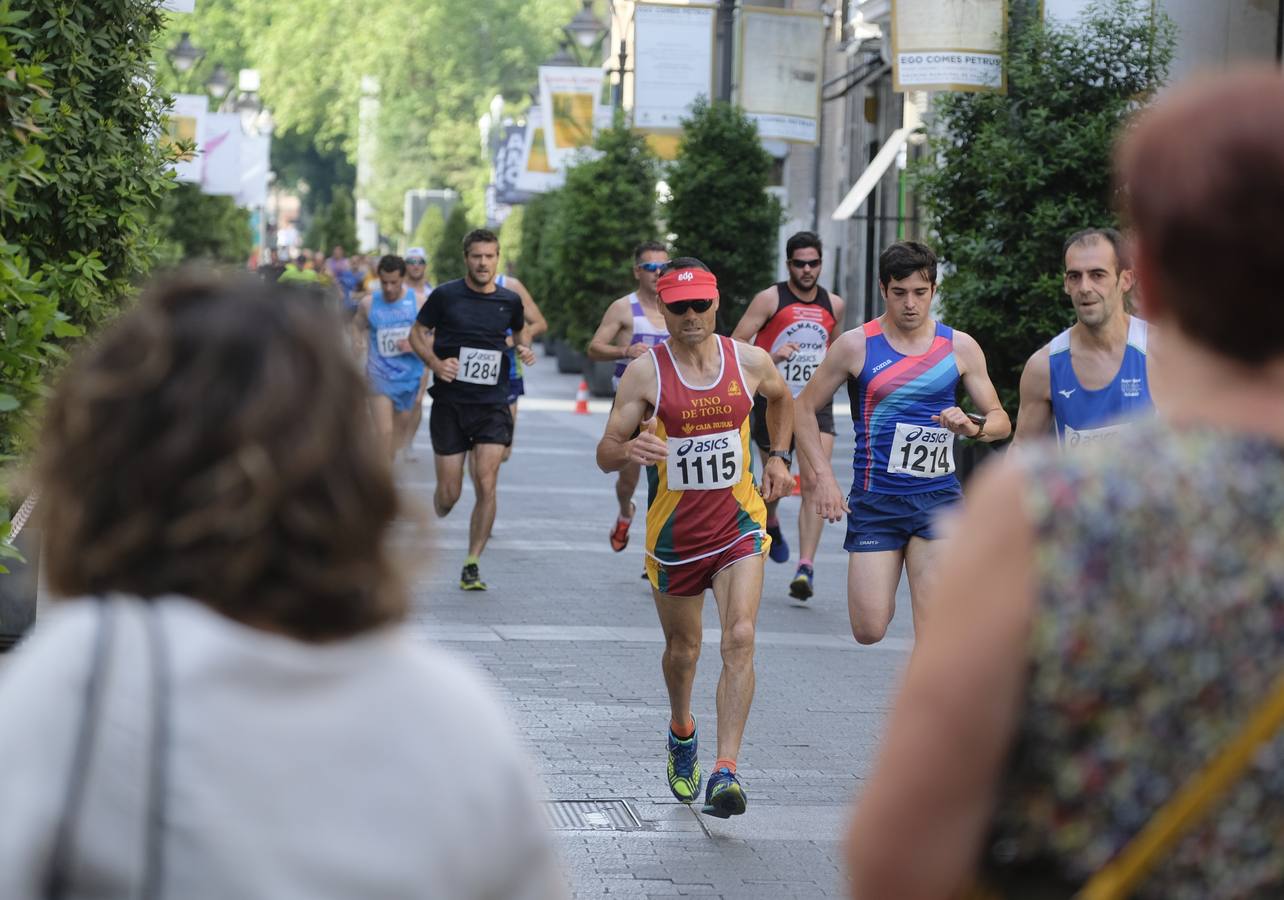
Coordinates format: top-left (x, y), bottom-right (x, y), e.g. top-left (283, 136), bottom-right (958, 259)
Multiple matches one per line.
top-left (847, 319), bottom-right (961, 495)
top-left (645, 336), bottom-right (766, 565)
top-left (613, 293), bottom-right (670, 388)
top-left (1049, 316), bottom-right (1153, 450)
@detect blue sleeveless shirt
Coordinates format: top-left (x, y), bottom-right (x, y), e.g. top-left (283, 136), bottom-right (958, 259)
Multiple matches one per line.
top-left (367, 288), bottom-right (424, 386)
top-left (847, 319), bottom-right (962, 496)
top-left (1048, 316), bottom-right (1153, 449)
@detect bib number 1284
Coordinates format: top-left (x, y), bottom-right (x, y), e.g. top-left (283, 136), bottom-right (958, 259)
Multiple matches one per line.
top-left (456, 347), bottom-right (502, 385)
top-left (666, 429), bottom-right (742, 491)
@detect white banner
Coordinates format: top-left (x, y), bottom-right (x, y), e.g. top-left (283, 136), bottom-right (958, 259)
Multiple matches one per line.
top-left (164, 93), bottom-right (206, 183)
top-left (737, 8), bottom-right (825, 145)
top-left (515, 107), bottom-right (564, 194)
top-left (633, 2), bottom-right (716, 132)
top-left (891, 0), bottom-right (1007, 93)
top-left (537, 66), bottom-right (604, 170)
top-left (236, 134), bottom-right (271, 208)
top-left (199, 112), bottom-right (242, 196)
top-left (162, 0), bottom-right (196, 11)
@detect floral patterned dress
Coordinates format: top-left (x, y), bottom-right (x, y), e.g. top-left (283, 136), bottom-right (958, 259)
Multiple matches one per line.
top-left (981, 421), bottom-right (1284, 899)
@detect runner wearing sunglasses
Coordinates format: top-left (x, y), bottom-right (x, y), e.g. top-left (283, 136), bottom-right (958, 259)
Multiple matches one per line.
top-left (597, 258), bottom-right (794, 819)
top-left (731, 231), bottom-right (845, 602)
top-left (587, 241), bottom-right (670, 553)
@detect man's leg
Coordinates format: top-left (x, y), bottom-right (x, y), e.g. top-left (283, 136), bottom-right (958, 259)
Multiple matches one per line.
top-left (708, 553), bottom-right (764, 763)
top-left (846, 549), bottom-right (907, 644)
top-left (501, 401), bottom-right (518, 463)
top-left (392, 407), bottom-right (417, 457)
top-left (369, 394), bottom-right (396, 463)
top-left (432, 451), bottom-right (466, 519)
top-left (651, 586), bottom-right (704, 734)
top-left (797, 432), bottom-right (834, 561)
top-left (616, 460), bottom-right (640, 519)
top-left (403, 371), bottom-right (430, 459)
top-left (467, 442), bottom-right (506, 558)
top-left (903, 536), bottom-right (948, 637)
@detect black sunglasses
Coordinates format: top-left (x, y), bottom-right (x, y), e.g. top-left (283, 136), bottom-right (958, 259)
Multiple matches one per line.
top-left (789, 258), bottom-right (822, 269)
top-left (664, 299), bottom-right (714, 315)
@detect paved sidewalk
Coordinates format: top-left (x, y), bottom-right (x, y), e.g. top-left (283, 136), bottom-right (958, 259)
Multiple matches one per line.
top-left (398, 349), bottom-right (913, 899)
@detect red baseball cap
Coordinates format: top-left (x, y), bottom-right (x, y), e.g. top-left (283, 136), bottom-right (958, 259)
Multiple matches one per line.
top-left (657, 267), bottom-right (719, 304)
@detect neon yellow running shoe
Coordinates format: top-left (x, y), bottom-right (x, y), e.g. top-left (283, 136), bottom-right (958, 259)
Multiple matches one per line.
top-left (666, 719), bottom-right (701, 803)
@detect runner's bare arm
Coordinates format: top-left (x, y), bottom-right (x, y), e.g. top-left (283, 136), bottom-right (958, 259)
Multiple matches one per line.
top-left (410, 322), bottom-right (457, 382)
top-left (939, 331), bottom-right (1011, 441)
top-left (596, 356), bottom-right (663, 472)
top-left (586, 297), bottom-right (632, 361)
top-left (1012, 345), bottom-right (1053, 447)
top-left (729, 288), bottom-right (778, 344)
top-left (828, 293), bottom-right (847, 337)
top-left (797, 329), bottom-right (865, 522)
top-left (505, 276), bottom-right (547, 341)
top-left (741, 344), bottom-right (794, 502)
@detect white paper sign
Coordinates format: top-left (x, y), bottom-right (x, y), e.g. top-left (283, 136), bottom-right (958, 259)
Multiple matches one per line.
top-left (892, 0), bottom-right (1007, 93)
top-left (633, 3), bottom-right (716, 131)
top-left (537, 66), bottom-right (605, 170)
top-left (738, 9), bottom-right (824, 144)
top-left (199, 112), bottom-right (242, 196)
top-left (236, 133), bottom-right (271, 207)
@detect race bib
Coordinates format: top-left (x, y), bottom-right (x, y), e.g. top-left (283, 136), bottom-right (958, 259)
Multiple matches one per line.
top-left (376, 325), bottom-right (411, 357)
top-left (456, 347), bottom-right (503, 385)
top-left (778, 348), bottom-right (825, 396)
top-left (1063, 422), bottom-right (1129, 451)
top-left (666, 428), bottom-right (743, 492)
top-left (887, 423), bottom-right (955, 478)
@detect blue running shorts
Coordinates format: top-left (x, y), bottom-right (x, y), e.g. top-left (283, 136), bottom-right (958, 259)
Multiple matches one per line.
top-left (372, 379), bottom-right (420, 413)
top-left (843, 485), bottom-right (962, 552)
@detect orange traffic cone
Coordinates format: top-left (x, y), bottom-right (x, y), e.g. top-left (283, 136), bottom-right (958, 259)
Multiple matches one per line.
top-left (792, 473), bottom-right (802, 496)
top-left (574, 379), bottom-right (590, 414)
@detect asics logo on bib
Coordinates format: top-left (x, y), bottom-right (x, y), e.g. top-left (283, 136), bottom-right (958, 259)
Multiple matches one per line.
top-left (678, 435), bottom-right (732, 456)
top-left (903, 427), bottom-right (950, 444)
top-left (678, 271), bottom-right (694, 282)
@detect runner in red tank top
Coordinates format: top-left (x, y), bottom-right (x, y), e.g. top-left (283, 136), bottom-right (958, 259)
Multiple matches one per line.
top-left (597, 258), bottom-right (794, 819)
top-left (732, 231), bottom-right (846, 603)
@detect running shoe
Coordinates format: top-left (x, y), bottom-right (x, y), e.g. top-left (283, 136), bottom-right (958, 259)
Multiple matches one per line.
top-left (666, 719), bottom-right (701, 803)
top-left (610, 502), bottom-right (635, 552)
top-left (701, 767), bottom-right (747, 818)
top-left (789, 563), bottom-right (814, 601)
top-left (766, 523), bottom-right (789, 563)
top-left (459, 562), bottom-right (487, 591)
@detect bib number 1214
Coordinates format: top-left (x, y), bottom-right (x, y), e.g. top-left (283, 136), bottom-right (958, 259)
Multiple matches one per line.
top-left (887, 423), bottom-right (955, 478)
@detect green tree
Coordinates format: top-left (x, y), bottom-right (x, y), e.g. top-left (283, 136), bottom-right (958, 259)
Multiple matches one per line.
top-left (304, 186), bottom-right (358, 255)
top-left (915, 0), bottom-right (1174, 414)
top-left (497, 205), bottom-right (524, 275)
top-left (153, 184), bottom-right (253, 267)
top-left (545, 125), bottom-right (659, 348)
top-left (433, 203), bottom-right (471, 285)
top-left (666, 98), bottom-right (781, 333)
top-left (516, 190), bottom-right (560, 332)
top-left (12, 2), bottom-right (175, 332)
top-left (409, 204), bottom-right (445, 264)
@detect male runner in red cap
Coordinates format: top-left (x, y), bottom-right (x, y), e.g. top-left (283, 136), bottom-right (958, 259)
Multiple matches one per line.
top-left (597, 258), bottom-right (794, 818)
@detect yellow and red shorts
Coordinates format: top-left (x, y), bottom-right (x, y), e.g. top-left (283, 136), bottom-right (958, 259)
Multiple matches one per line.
top-left (645, 532), bottom-right (767, 597)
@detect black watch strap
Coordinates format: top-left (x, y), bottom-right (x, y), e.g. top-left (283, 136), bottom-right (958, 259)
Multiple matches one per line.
top-left (769, 450), bottom-right (793, 466)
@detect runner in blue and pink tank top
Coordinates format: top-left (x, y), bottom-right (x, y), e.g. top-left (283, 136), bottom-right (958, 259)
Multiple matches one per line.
top-left (793, 241), bottom-right (1011, 646)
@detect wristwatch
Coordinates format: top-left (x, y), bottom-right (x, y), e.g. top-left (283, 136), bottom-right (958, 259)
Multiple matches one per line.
top-left (769, 450), bottom-right (793, 467)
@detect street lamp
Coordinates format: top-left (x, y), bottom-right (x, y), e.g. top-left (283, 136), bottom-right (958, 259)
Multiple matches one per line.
top-left (563, 0), bottom-right (608, 57)
top-left (545, 40), bottom-right (578, 68)
top-left (205, 64), bottom-right (232, 102)
top-left (167, 32), bottom-right (204, 73)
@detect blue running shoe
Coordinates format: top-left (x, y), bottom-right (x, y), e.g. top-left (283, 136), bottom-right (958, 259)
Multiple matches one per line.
top-left (701, 767), bottom-right (747, 818)
top-left (789, 563), bottom-right (814, 601)
top-left (666, 719), bottom-right (701, 803)
top-left (767, 522), bottom-right (789, 563)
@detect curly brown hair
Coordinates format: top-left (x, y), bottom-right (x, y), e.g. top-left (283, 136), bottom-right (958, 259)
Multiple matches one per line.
top-left (36, 271), bottom-right (407, 641)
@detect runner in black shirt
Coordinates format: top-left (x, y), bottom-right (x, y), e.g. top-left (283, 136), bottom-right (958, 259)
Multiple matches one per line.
top-left (411, 228), bottom-right (534, 591)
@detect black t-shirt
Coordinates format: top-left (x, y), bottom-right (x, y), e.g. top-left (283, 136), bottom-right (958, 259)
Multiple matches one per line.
top-left (417, 278), bottom-right (524, 405)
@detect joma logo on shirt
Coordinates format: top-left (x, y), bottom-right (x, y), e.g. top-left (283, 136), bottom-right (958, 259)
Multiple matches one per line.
top-left (871, 359), bottom-right (892, 374)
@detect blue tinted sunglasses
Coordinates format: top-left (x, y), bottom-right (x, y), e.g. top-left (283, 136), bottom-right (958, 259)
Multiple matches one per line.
top-left (637, 261), bottom-right (666, 273)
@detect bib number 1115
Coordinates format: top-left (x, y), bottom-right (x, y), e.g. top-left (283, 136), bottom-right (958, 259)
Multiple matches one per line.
top-left (666, 429), bottom-right (742, 491)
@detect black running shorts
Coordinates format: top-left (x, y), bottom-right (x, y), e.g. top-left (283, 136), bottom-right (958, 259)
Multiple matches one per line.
top-left (751, 394), bottom-right (834, 455)
top-left (429, 399), bottom-right (514, 455)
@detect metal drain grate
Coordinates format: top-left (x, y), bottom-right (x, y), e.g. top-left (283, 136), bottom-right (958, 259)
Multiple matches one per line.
top-left (544, 799), bottom-right (642, 831)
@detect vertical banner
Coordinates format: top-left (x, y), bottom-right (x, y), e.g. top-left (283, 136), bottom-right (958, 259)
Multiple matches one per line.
top-left (161, 0), bottom-right (196, 10)
top-left (199, 112), bottom-right (242, 196)
top-left (737, 8), bottom-right (825, 144)
top-left (236, 133), bottom-right (271, 208)
top-left (165, 93), bottom-right (206, 184)
top-left (633, 2), bottom-right (717, 133)
top-left (515, 108), bottom-right (564, 194)
top-left (537, 66), bottom-right (605, 170)
top-left (494, 124), bottom-right (532, 205)
top-left (891, 0), bottom-right (1008, 93)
